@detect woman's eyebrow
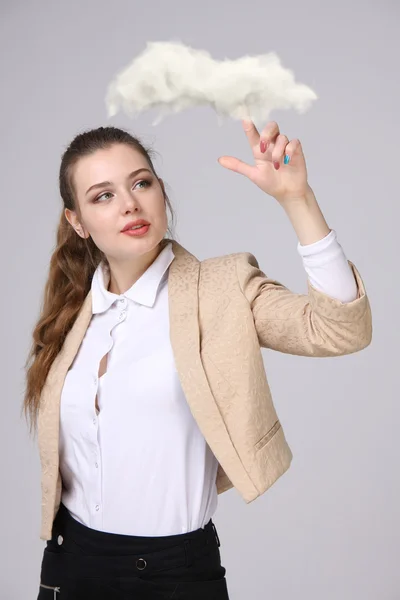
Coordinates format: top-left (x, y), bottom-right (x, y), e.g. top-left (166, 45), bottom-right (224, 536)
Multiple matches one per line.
top-left (85, 168), bottom-right (152, 196)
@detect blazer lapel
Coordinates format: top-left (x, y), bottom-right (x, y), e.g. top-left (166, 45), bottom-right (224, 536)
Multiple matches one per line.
top-left (169, 241), bottom-right (253, 488)
top-left (168, 241), bottom-right (222, 433)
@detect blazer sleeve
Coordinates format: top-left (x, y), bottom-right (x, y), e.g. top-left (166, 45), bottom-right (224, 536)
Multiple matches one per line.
top-left (235, 252), bottom-right (372, 357)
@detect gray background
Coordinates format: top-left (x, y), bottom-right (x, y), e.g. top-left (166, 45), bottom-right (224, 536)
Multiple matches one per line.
top-left (1, 0), bottom-right (399, 598)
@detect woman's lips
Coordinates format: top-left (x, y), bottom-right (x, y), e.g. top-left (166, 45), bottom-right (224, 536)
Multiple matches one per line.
top-left (121, 224), bottom-right (150, 237)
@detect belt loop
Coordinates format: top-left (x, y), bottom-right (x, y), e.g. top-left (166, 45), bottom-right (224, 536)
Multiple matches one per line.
top-left (184, 540), bottom-right (193, 567)
top-left (211, 522), bottom-right (220, 547)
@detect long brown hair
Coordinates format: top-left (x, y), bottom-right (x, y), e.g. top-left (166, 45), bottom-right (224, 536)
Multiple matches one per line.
top-left (23, 126), bottom-right (175, 433)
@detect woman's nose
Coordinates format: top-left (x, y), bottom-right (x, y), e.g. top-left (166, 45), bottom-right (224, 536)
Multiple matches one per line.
top-left (121, 192), bottom-right (140, 211)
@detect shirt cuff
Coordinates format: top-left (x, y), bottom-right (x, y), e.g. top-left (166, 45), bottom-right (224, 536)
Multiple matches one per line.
top-left (297, 229), bottom-right (340, 261)
top-left (297, 230), bottom-right (358, 303)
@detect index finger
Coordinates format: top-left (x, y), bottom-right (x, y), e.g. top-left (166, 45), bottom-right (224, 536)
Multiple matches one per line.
top-left (242, 120), bottom-right (260, 148)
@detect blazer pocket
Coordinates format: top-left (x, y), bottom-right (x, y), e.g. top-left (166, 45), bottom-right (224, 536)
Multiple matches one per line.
top-left (254, 420), bottom-right (282, 452)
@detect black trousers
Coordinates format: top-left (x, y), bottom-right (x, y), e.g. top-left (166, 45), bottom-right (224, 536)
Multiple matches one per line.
top-left (37, 503), bottom-right (230, 599)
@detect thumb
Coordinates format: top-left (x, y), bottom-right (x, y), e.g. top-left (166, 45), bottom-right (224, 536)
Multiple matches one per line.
top-left (218, 156), bottom-right (255, 179)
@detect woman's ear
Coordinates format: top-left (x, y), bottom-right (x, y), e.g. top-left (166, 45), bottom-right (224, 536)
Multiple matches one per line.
top-left (64, 208), bottom-right (89, 238)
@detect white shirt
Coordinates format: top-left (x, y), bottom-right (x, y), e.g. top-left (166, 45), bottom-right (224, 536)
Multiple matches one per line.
top-left (59, 229), bottom-right (357, 536)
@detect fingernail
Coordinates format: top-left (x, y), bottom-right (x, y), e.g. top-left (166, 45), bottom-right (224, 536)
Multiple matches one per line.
top-left (260, 140), bottom-right (267, 153)
top-left (284, 154), bottom-right (290, 165)
top-left (273, 161), bottom-right (280, 170)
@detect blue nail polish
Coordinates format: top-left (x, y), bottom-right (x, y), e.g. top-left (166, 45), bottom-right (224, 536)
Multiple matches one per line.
top-left (284, 154), bottom-right (290, 165)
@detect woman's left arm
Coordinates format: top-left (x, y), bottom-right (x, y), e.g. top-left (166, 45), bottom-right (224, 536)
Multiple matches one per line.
top-left (218, 120), bottom-right (372, 356)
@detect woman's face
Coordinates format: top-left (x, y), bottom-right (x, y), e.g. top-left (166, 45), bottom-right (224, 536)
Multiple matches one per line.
top-left (66, 143), bottom-right (168, 262)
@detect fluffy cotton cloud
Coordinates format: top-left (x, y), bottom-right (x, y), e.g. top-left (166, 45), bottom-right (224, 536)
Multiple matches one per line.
top-left (105, 41), bottom-right (318, 126)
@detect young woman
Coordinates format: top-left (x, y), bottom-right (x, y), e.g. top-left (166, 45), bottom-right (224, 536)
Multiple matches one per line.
top-left (25, 120), bottom-right (372, 599)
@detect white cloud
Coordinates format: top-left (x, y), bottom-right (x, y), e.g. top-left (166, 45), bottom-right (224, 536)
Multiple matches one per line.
top-left (105, 41), bottom-right (318, 126)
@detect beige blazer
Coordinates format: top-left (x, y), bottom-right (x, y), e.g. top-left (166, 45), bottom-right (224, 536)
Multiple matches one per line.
top-left (37, 240), bottom-right (372, 540)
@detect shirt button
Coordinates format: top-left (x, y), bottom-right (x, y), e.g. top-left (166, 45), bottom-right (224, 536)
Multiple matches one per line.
top-left (95, 504), bottom-right (100, 511)
top-left (57, 535), bottom-right (64, 545)
top-left (119, 298), bottom-right (126, 304)
top-left (93, 376), bottom-right (98, 385)
top-left (119, 311), bottom-right (126, 320)
top-left (95, 462), bottom-right (98, 468)
top-left (92, 418), bottom-right (97, 425)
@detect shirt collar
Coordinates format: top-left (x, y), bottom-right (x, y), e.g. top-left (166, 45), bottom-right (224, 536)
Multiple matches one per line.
top-left (91, 241), bottom-right (175, 314)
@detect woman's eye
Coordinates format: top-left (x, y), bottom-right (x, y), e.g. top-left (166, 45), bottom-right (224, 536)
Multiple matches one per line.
top-left (134, 179), bottom-right (151, 190)
top-left (95, 192), bottom-right (113, 202)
